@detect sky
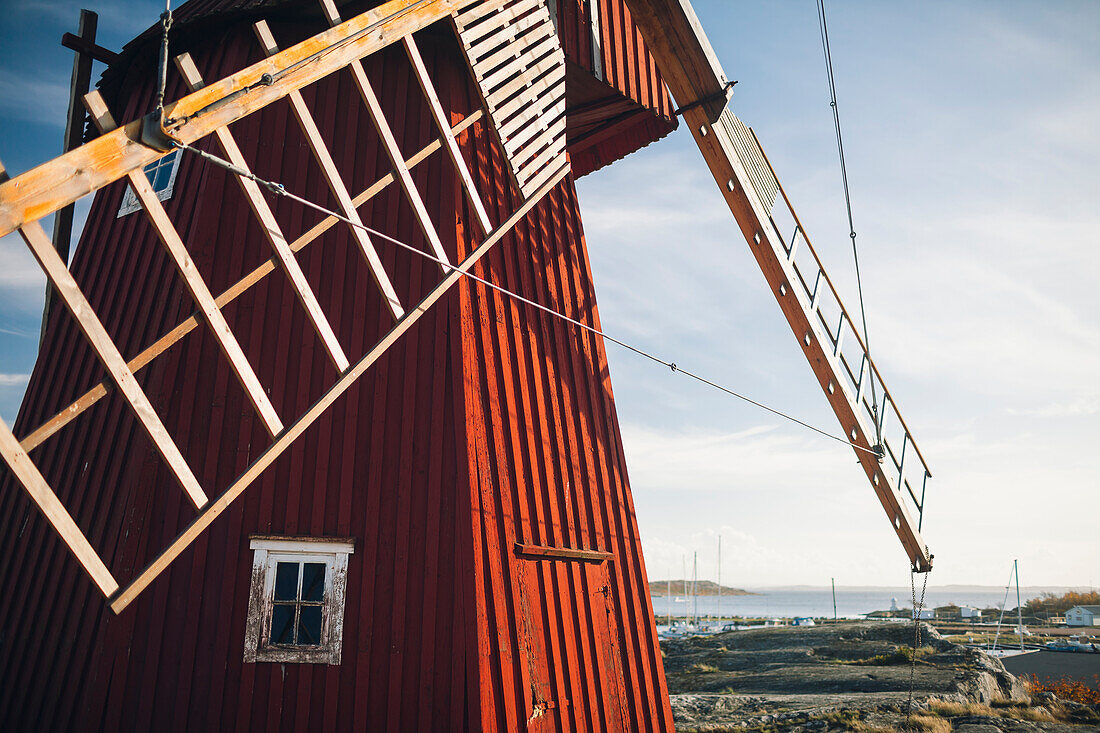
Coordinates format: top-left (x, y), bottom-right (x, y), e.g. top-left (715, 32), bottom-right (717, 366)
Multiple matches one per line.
top-left (1, 1), bottom-right (1098, 589)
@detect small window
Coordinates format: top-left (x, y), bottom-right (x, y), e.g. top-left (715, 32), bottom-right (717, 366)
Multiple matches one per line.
top-left (116, 150), bottom-right (182, 217)
top-left (243, 536), bottom-right (354, 665)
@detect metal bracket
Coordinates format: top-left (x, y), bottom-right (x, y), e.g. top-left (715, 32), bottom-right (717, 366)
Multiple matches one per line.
top-left (673, 80), bottom-right (737, 117)
top-left (139, 109), bottom-right (179, 152)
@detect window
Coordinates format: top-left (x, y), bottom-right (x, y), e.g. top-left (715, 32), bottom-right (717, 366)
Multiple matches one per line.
top-left (116, 150), bottom-right (182, 217)
top-left (243, 536), bottom-right (354, 664)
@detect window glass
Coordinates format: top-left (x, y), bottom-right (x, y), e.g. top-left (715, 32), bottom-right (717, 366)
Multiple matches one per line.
top-left (302, 563), bottom-right (325, 602)
top-left (270, 604), bottom-right (295, 644)
top-left (298, 606), bottom-right (323, 645)
top-left (274, 561), bottom-right (299, 601)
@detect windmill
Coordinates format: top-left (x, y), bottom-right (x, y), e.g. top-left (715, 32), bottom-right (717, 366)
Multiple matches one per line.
top-left (0, 0), bottom-right (930, 729)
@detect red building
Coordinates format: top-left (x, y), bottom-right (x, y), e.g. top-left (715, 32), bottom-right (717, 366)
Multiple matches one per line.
top-left (0, 0), bottom-right (678, 729)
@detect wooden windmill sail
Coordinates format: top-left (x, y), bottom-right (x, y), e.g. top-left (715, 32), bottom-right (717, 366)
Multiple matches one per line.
top-left (0, 0), bottom-right (929, 729)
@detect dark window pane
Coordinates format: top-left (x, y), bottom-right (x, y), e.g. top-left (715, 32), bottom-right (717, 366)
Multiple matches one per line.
top-left (274, 562), bottom-right (299, 601)
top-left (270, 604), bottom-right (295, 644)
top-left (154, 162), bottom-right (172, 190)
top-left (301, 563), bottom-right (326, 602)
top-left (298, 605), bottom-right (322, 645)
top-left (143, 161), bottom-right (157, 185)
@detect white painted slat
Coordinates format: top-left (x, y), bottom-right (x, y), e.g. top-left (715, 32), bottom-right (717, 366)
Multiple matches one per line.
top-left (454, 0), bottom-right (569, 198)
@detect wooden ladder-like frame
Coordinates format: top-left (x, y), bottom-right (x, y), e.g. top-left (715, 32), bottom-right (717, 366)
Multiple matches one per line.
top-left (0, 0), bottom-right (570, 613)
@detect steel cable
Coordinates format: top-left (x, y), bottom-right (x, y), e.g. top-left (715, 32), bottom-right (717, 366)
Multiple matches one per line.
top-left (174, 140), bottom-right (880, 457)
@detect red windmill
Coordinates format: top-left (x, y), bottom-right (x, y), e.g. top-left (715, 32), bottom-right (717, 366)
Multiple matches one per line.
top-left (0, 0), bottom-right (931, 730)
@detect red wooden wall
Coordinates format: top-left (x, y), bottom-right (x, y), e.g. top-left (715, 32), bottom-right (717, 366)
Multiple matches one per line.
top-left (0, 3), bottom-right (674, 731)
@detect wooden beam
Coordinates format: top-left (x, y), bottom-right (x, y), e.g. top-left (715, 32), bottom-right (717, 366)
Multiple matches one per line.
top-left (60, 31), bottom-right (118, 64)
top-left (252, 20), bottom-right (404, 321)
top-left (0, 0), bottom-right (478, 238)
top-left (0, 416), bottom-right (118, 596)
top-left (319, 0), bottom-right (453, 272)
top-left (17, 110), bottom-right (483, 454)
top-left (176, 52), bottom-right (351, 373)
top-left (620, 0), bottom-right (731, 121)
top-left (43, 10), bottom-right (99, 343)
top-left (513, 542), bottom-right (613, 563)
top-left (402, 34), bottom-right (492, 234)
top-left (1, 158), bottom-right (208, 510)
top-left (84, 91), bottom-right (284, 438)
top-left (109, 162), bottom-right (570, 614)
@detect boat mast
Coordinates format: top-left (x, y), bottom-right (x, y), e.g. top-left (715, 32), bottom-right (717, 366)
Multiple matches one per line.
top-left (717, 535), bottom-right (722, 624)
top-left (667, 575), bottom-right (671, 627)
top-left (1015, 559), bottom-right (1023, 652)
top-left (692, 551), bottom-right (698, 627)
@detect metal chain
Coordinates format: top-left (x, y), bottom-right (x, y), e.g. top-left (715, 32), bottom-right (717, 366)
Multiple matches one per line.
top-left (906, 564), bottom-right (930, 723)
top-left (155, 1), bottom-right (173, 113)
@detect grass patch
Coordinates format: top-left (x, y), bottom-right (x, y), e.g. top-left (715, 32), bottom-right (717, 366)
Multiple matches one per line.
top-left (900, 715), bottom-right (950, 733)
top-left (689, 662), bottom-right (718, 673)
top-left (852, 645), bottom-right (935, 666)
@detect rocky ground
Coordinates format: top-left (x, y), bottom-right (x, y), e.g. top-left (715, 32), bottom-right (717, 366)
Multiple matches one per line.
top-left (661, 622), bottom-right (1100, 732)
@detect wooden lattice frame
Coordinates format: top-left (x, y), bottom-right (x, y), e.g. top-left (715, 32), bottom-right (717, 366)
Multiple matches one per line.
top-left (0, 0), bottom-right (569, 613)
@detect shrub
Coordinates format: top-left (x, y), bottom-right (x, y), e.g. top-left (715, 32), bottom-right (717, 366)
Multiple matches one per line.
top-left (1025, 673), bottom-right (1100, 706)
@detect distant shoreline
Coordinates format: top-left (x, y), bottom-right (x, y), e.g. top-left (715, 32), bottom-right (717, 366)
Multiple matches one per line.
top-left (649, 579), bottom-right (758, 597)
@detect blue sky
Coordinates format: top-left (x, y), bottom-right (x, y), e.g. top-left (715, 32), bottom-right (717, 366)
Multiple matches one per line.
top-left (1, 0), bottom-right (1098, 588)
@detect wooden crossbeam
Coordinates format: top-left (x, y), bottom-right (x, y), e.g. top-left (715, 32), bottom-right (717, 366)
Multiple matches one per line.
top-left (84, 92), bottom-right (285, 437)
top-left (176, 53), bottom-right (351, 373)
top-left (110, 162), bottom-right (571, 613)
top-left (0, 416), bottom-right (118, 596)
top-left (402, 35), bottom-right (492, 234)
top-left (319, 0), bottom-right (453, 273)
top-left (1, 159), bottom-right (209, 510)
top-left (253, 20), bottom-right (406, 321)
top-left (16, 110), bottom-right (482, 454)
top-left (0, 0), bottom-right (478, 238)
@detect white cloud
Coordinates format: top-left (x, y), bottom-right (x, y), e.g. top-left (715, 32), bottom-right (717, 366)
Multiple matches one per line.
top-left (0, 374), bottom-right (30, 387)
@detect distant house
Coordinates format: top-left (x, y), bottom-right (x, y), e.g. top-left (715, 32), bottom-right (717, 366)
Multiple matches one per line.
top-left (1066, 606), bottom-right (1100, 626)
top-left (914, 609), bottom-right (935, 620)
top-left (960, 607), bottom-right (982, 619)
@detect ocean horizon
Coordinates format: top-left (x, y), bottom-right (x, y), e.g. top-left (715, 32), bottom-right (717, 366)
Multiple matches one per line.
top-left (648, 586), bottom-right (1081, 620)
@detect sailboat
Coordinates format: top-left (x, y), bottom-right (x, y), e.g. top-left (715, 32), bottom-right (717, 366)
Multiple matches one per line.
top-left (988, 559), bottom-right (1035, 658)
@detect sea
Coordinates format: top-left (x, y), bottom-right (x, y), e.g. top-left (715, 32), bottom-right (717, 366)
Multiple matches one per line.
top-left (648, 587), bottom-right (1070, 620)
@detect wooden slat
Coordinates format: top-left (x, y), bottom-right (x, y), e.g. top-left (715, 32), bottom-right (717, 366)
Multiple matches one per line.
top-left (486, 60), bottom-right (564, 120)
top-left (403, 34), bottom-right (492, 234)
top-left (453, 0), bottom-right (567, 200)
top-left (517, 146), bottom-right (566, 192)
top-left (0, 159), bottom-right (209, 509)
top-left (0, 416), bottom-right (119, 596)
top-left (453, 0), bottom-right (520, 25)
top-left (463, 10), bottom-right (547, 66)
top-left (16, 110), bottom-right (483, 454)
top-left (455, 0), bottom-right (542, 41)
top-left (84, 92), bottom-right (285, 438)
top-left (109, 164), bottom-right (571, 614)
top-left (496, 83), bottom-right (563, 139)
top-left (503, 102), bottom-right (564, 159)
top-left (0, 0), bottom-right (479, 238)
top-left (253, 20), bottom-right (405, 320)
top-left (176, 52), bottom-right (351, 373)
top-left (319, 0), bottom-right (452, 273)
top-left (513, 542), bottom-right (613, 563)
top-left (478, 34), bottom-right (559, 92)
top-left (509, 113), bottom-right (566, 168)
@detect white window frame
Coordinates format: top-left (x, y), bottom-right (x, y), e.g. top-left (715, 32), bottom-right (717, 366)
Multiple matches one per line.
top-left (116, 150), bottom-right (182, 217)
top-left (243, 536), bottom-right (354, 665)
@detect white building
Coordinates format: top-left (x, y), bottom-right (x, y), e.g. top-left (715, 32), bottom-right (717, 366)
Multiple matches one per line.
top-left (960, 606), bottom-right (982, 619)
top-left (1066, 606), bottom-right (1100, 627)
